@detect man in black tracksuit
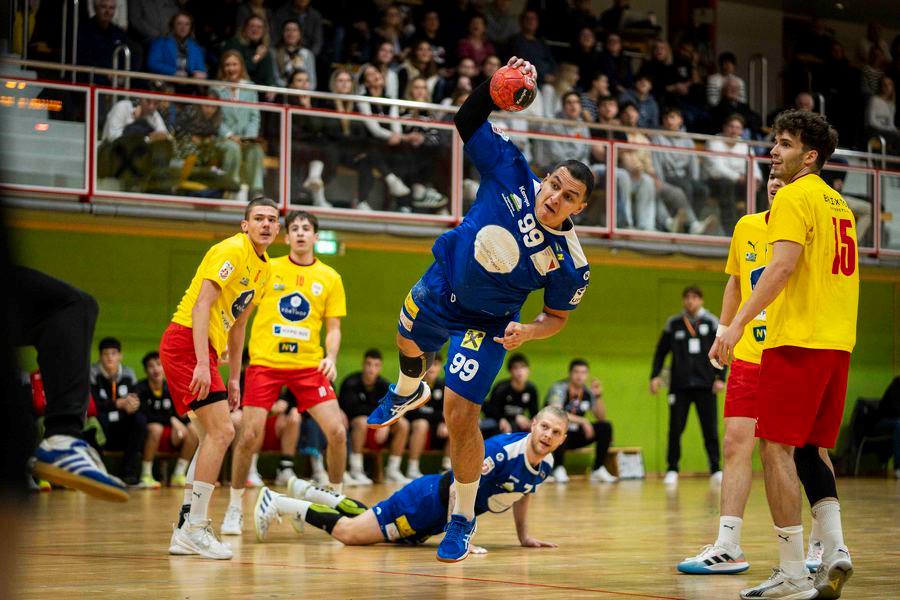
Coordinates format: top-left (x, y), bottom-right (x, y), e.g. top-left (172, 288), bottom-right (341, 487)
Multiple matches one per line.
top-left (650, 285), bottom-right (726, 481)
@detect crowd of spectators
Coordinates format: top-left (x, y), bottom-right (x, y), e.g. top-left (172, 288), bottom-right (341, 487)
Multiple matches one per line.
top-left (15, 1), bottom-right (895, 230)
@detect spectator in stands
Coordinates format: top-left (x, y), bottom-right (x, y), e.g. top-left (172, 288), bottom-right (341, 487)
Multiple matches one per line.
top-left (135, 351), bottom-right (197, 489)
top-left (571, 0), bottom-right (600, 37)
top-left (88, 0), bottom-right (127, 31)
top-left (866, 76), bottom-right (899, 154)
top-left (373, 2), bottom-right (412, 59)
top-left (146, 11), bottom-right (208, 81)
top-left (599, 0), bottom-right (629, 33)
top-left (704, 114), bottom-right (762, 235)
top-left (484, 353), bottom-right (539, 437)
top-left (129, 0), bottom-right (179, 44)
top-left (616, 102), bottom-right (658, 231)
top-left (273, 19), bottom-right (316, 89)
top-left (477, 54), bottom-right (502, 87)
top-left (857, 21), bottom-right (892, 66)
top-left (618, 73), bottom-right (659, 129)
top-left (872, 377), bottom-right (900, 479)
top-left (709, 78), bottom-right (762, 138)
top-left (640, 39), bottom-right (678, 104)
top-left (651, 107), bottom-right (715, 235)
top-left (338, 349), bottom-right (411, 485)
top-left (820, 40), bottom-right (864, 148)
top-left (102, 92), bottom-right (169, 143)
top-left (172, 90), bottom-right (237, 195)
top-left (508, 10), bottom-right (557, 84)
top-left (397, 39), bottom-right (440, 101)
top-left (213, 49), bottom-right (265, 199)
top-left (272, 0), bottom-right (323, 54)
top-left (861, 45), bottom-right (889, 97)
top-left (364, 42), bottom-right (400, 99)
top-left (76, 0), bottom-right (128, 85)
top-left (285, 69), bottom-right (329, 207)
top-left (542, 63), bottom-right (581, 119)
top-left (406, 355), bottom-right (450, 478)
top-left (418, 9), bottom-right (452, 69)
top-left (432, 56), bottom-right (478, 104)
top-left (235, 0), bottom-right (271, 33)
top-left (545, 359), bottom-right (617, 484)
top-left (706, 51), bottom-right (745, 107)
top-left (580, 72), bottom-right (610, 121)
top-left (399, 77), bottom-right (449, 213)
top-left (598, 32), bottom-right (633, 95)
top-left (224, 15), bottom-right (276, 88)
top-left (569, 27), bottom-right (604, 92)
top-left (456, 15), bottom-right (495, 69)
top-left (484, 0), bottom-right (519, 47)
top-left (89, 337), bottom-right (147, 486)
top-left (539, 91), bottom-right (592, 171)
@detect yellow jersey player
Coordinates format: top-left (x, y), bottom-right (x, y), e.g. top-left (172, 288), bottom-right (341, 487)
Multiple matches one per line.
top-left (714, 110), bottom-right (858, 600)
top-left (161, 197), bottom-right (278, 560)
top-left (222, 210), bottom-right (348, 537)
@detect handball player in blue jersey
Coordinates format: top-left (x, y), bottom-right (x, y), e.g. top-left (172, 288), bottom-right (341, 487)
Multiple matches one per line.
top-left (367, 57), bottom-right (594, 562)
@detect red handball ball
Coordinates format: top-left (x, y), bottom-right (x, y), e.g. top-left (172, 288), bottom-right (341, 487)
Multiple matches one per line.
top-left (490, 65), bottom-right (537, 112)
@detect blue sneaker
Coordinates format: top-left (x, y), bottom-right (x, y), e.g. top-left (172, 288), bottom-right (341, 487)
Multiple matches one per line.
top-left (677, 544), bottom-right (750, 574)
top-left (33, 435), bottom-right (129, 502)
top-left (367, 382), bottom-right (431, 429)
top-left (436, 514), bottom-right (476, 563)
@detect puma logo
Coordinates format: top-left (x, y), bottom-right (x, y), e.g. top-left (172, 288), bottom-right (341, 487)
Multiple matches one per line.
top-left (778, 534), bottom-right (790, 542)
top-left (723, 524), bottom-right (735, 530)
top-left (193, 491), bottom-right (202, 499)
top-left (748, 240), bottom-right (758, 251)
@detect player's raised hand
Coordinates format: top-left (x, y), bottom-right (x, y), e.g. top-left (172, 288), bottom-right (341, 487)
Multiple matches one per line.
top-left (493, 321), bottom-right (533, 350)
top-left (318, 357), bottom-right (337, 381)
top-left (506, 56), bottom-right (537, 82)
top-left (190, 364), bottom-right (211, 400)
top-left (227, 377), bottom-right (241, 411)
top-left (520, 536), bottom-right (558, 548)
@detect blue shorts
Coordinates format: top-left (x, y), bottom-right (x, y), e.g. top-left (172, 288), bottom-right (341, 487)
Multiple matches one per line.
top-left (397, 263), bottom-right (513, 405)
top-left (373, 474), bottom-right (447, 544)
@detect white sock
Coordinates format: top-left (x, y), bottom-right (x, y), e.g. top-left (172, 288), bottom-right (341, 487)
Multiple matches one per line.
top-left (453, 478), bottom-right (479, 521)
top-left (775, 524), bottom-right (806, 579)
top-left (349, 453), bottom-right (363, 473)
top-left (328, 482), bottom-right (343, 494)
top-left (411, 183), bottom-right (426, 200)
top-left (229, 487), bottom-right (245, 510)
top-left (387, 455), bottom-right (402, 471)
top-left (274, 494), bottom-right (311, 520)
top-left (249, 453), bottom-right (259, 474)
top-left (311, 455), bottom-right (325, 475)
top-left (188, 481), bottom-right (215, 526)
top-left (441, 456), bottom-right (452, 470)
top-left (716, 516), bottom-right (743, 548)
top-left (407, 459), bottom-right (420, 474)
top-left (174, 458), bottom-right (189, 477)
top-left (809, 516), bottom-right (822, 547)
top-left (141, 461), bottom-right (153, 477)
top-left (182, 485), bottom-right (193, 505)
top-left (811, 500), bottom-right (845, 555)
top-left (395, 370), bottom-right (421, 397)
top-left (308, 159), bottom-right (324, 180)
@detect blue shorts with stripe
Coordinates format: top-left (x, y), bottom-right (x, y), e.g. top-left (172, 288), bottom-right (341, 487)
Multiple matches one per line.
top-left (373, 474), bottom-right (447, 544)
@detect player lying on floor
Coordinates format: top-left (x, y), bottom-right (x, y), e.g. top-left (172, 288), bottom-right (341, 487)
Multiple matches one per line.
top-left (253, 406), bottom-right (568, 550)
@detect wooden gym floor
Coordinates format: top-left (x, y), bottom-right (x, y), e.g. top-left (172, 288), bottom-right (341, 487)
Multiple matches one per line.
top-left (15, 476), bottom-right (900, 599)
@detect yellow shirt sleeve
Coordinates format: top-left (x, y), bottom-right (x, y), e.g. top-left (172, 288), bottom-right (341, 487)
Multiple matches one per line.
top-left (200, 243), bottom-right (244, 288)
top-left (768, 186), bottom-right (811, 246)
top-left (325, 275), bottom-right (347, 318)
top-left (725, 225), bottom-right (741, 276)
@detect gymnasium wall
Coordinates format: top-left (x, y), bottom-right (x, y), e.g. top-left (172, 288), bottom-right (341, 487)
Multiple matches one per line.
top-left (10, 213), bottom-right (899, 473)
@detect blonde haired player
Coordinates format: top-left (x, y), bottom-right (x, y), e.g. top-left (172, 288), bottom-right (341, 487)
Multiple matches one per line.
top-left (161, 197), bottom-right (278, 559)
top-left (222, 210), bottom-right (348, 536)
top-left (714, 110), bottom-right (857, 599)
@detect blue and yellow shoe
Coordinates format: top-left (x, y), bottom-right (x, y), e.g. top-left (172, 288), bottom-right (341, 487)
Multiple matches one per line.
top-left (367, 382), bottom-right (431, 429)
top-left (436, 514), bottom-right (476, 563)
top-left (33, 435), bottom-right (128, 502)
top-left (677, 544), bottom-right (750, 574)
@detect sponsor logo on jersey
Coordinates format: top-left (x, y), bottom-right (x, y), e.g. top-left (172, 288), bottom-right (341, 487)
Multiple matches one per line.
top-left (395, 515), bottom-right (416, 538)
top-left (311, 281), bottom-right (324, 296)
top-left (490, 122), bottom-right (509, 141)
top-left (231, 289), bottom-right (255, 318)
top-left (461, 329), bottom-right (485, 351)
top-left (569, 285), bottom-right (587, 305)
top-left (482, 456), bottom-right (495, 475)
top-left (518, 185), bottom-right (530, 207)
top-left (272, 324), bottom-right (311, 341)
top-left (495, 452), bottom-right (505, 462)
top-left (273, 282), bottom-right (285, 291)
top-left (530, 246), bottom-right (560, 276)
top-left (398, 310), bottom-right (414, 332)
top-left (278, 292), bottom-right (311, 322)
top-left (753, 325), bottom-right (767, 342)
top-left (553, 242), bottom-right (565, 261)
top-left (218, 260), bottom-right (235, 281)
top-left (239, 276), bottom-right (250, 286)
top-left (403, 292), bottom-right (419, 318)
top-left (278, 341), bottom-right (299, 354)
top-left (745, 251), bottom-right (758, 261)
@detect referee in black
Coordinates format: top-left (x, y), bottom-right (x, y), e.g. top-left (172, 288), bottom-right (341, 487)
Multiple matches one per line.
top-left (650, 285), bottom-right (726, 485)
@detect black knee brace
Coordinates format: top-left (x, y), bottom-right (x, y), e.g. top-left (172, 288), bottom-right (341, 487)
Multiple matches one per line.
top-left (794, 444), bottom-right (837, 506)
top-left (399, 351), bottom-right (435, 378)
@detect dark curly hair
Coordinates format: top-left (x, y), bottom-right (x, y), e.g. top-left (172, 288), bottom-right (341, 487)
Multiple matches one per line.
top-left (772, 109), bottom-right (838, 170)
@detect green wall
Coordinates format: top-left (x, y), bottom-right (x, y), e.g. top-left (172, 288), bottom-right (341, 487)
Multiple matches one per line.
top-left (11, 223), bottom-right (898, 473)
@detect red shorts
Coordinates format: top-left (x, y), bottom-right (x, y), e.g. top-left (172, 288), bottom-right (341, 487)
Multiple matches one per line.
top-left (159, 322), bottom-right (226, 416)
top-left (158, 425), bottom-right (177, 453)
top-left (724, 359), bottom-right (761, 418)
top-left (756, 346), bottom-right (850, 448)
top-left (365, 428), bottom-right (385, 451)
top-left (242, 365), bottom-right (336, 412)
top-left (261, 415), bottom-right (281, 452)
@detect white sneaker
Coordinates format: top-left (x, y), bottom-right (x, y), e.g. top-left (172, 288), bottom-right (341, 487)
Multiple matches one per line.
top-left (385, 173), bottom-right (411, 197)
top-left (171, 520), bottom-right (233, 560)
top-left (246, 470), bottom-right (264, 488)
top-left (813, 547), bottom-right (853, 599)
top-left (590, 466), bottom-right (618, 483)
top-left (342, 471), bottom-right (362, 486)
top-left (168, 524), bottom-right (192, 555)
top-left (710, 471), bottom-right (723, 486)
top-left (220, 505), bottom-right (243, 536)
top-left (349, 470), bottom-right (373, 486)
top-left (677, 543), bottom-right (749, 574)
top-left (551, 465), bottom-right (569, 483)
top-left (739, 568), bottom-right (816, 599)
top-left (356, 201), bottom-right (373, 212)
top-left (275, 467), bottom-right (297, 488)
top-left (253, 487), bottom-right (282, 542)
top-left (385, 469), bottom-right (411, 484)
top-left (805, 540), bottom-right (824, 573)
top-left (663, 471), bottom-right (679, 485)
top-left (312, 470), bottom-right (330, 486)
top-left (311, 188), bottom-right (332, 208)
top-left (406, 468), bottom-right (424, 480)
top-left (303, 176), bottom-right (324, 193)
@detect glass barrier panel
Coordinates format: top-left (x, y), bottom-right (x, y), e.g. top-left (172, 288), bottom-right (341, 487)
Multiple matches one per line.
top-left (94, 89), bottom-right (282, 204)
top-left (881, 173), bottom-right (900, 252)
top-left (0, 79), bottom-right (87, 191)
top-left (821, 161), bottom-right (876, 249)
top-left (287, 108), bottom-right (454, 218)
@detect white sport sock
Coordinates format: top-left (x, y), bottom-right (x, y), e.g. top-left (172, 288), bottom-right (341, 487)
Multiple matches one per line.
top-left (304, 486), bottom-right (343, 507)
top-left (387, 455), bottom-right (402, 471)
top-left (141, 461), bottom-right (153, 477)
top-left (395, 371), bottom-right (421, 397)
top-left (328, 482), bottom-right (343, 495)
top-left (809, 515), bottom-right (822, 546)
top-left (407, 459), bottom-right (420, 473)
top-left (716, 516), bottom-right (743, 549)
top-left (274, 494), bottom-right (312, 520)
top-left (349, 453), bottom-right (363, 473)
top-left (311, 455), bottom-right (326, 475)
top-left (182, 485), bottom-right (193, 506)
top-left (441, 456), bottom-right (452, 470)
top-left (453, 478), bottom-right (479, 521)
top-left (229, 487), bottom-right (245, 510)
top-left (308, 160), bottom-right (324, 180)
top-left (173, 458), bottom-right (189, 477)
top-left (775, 525), bottom-right (806, 579)
top-left (188, 481), bottom-right (215, 526)
top-left (811, 500), bottom-right (845, 555)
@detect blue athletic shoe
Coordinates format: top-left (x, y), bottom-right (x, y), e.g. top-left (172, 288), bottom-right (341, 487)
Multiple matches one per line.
top-left (436, 514), bottom-right (477, 563)
top-left (677, 544), bottom-right (750, 574)
top-left (33, 435), bottom-right (129, 502)
top-left (367, 382), bottom-right (431, 429)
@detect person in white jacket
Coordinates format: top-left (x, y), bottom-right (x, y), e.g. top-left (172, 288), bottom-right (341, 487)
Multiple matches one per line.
top-left (704, 115), bottom-right (762, 235)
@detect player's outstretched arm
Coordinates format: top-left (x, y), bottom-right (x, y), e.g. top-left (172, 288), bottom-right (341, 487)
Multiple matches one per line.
top-left (492, 306), bottom-right (568, 351)
top-left (189, 279), bottom-right (222, 400)
top-left (513, 495), bottom-right (557, 548)
top-left (454, 56), bottom-right (536, 143)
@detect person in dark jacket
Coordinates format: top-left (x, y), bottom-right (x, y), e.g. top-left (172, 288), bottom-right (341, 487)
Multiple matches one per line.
top-left (873, 377), bottom-right (900, 478)
top-left (650, 285), bottom-right (726, 484)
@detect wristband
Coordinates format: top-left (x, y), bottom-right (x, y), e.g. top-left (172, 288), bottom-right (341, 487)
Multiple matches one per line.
top-left (716, 323), bottom-right (729, 338)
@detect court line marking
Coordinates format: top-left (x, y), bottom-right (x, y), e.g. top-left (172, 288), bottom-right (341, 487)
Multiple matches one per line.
top-left (21, 549), bottom-right (685, 599)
